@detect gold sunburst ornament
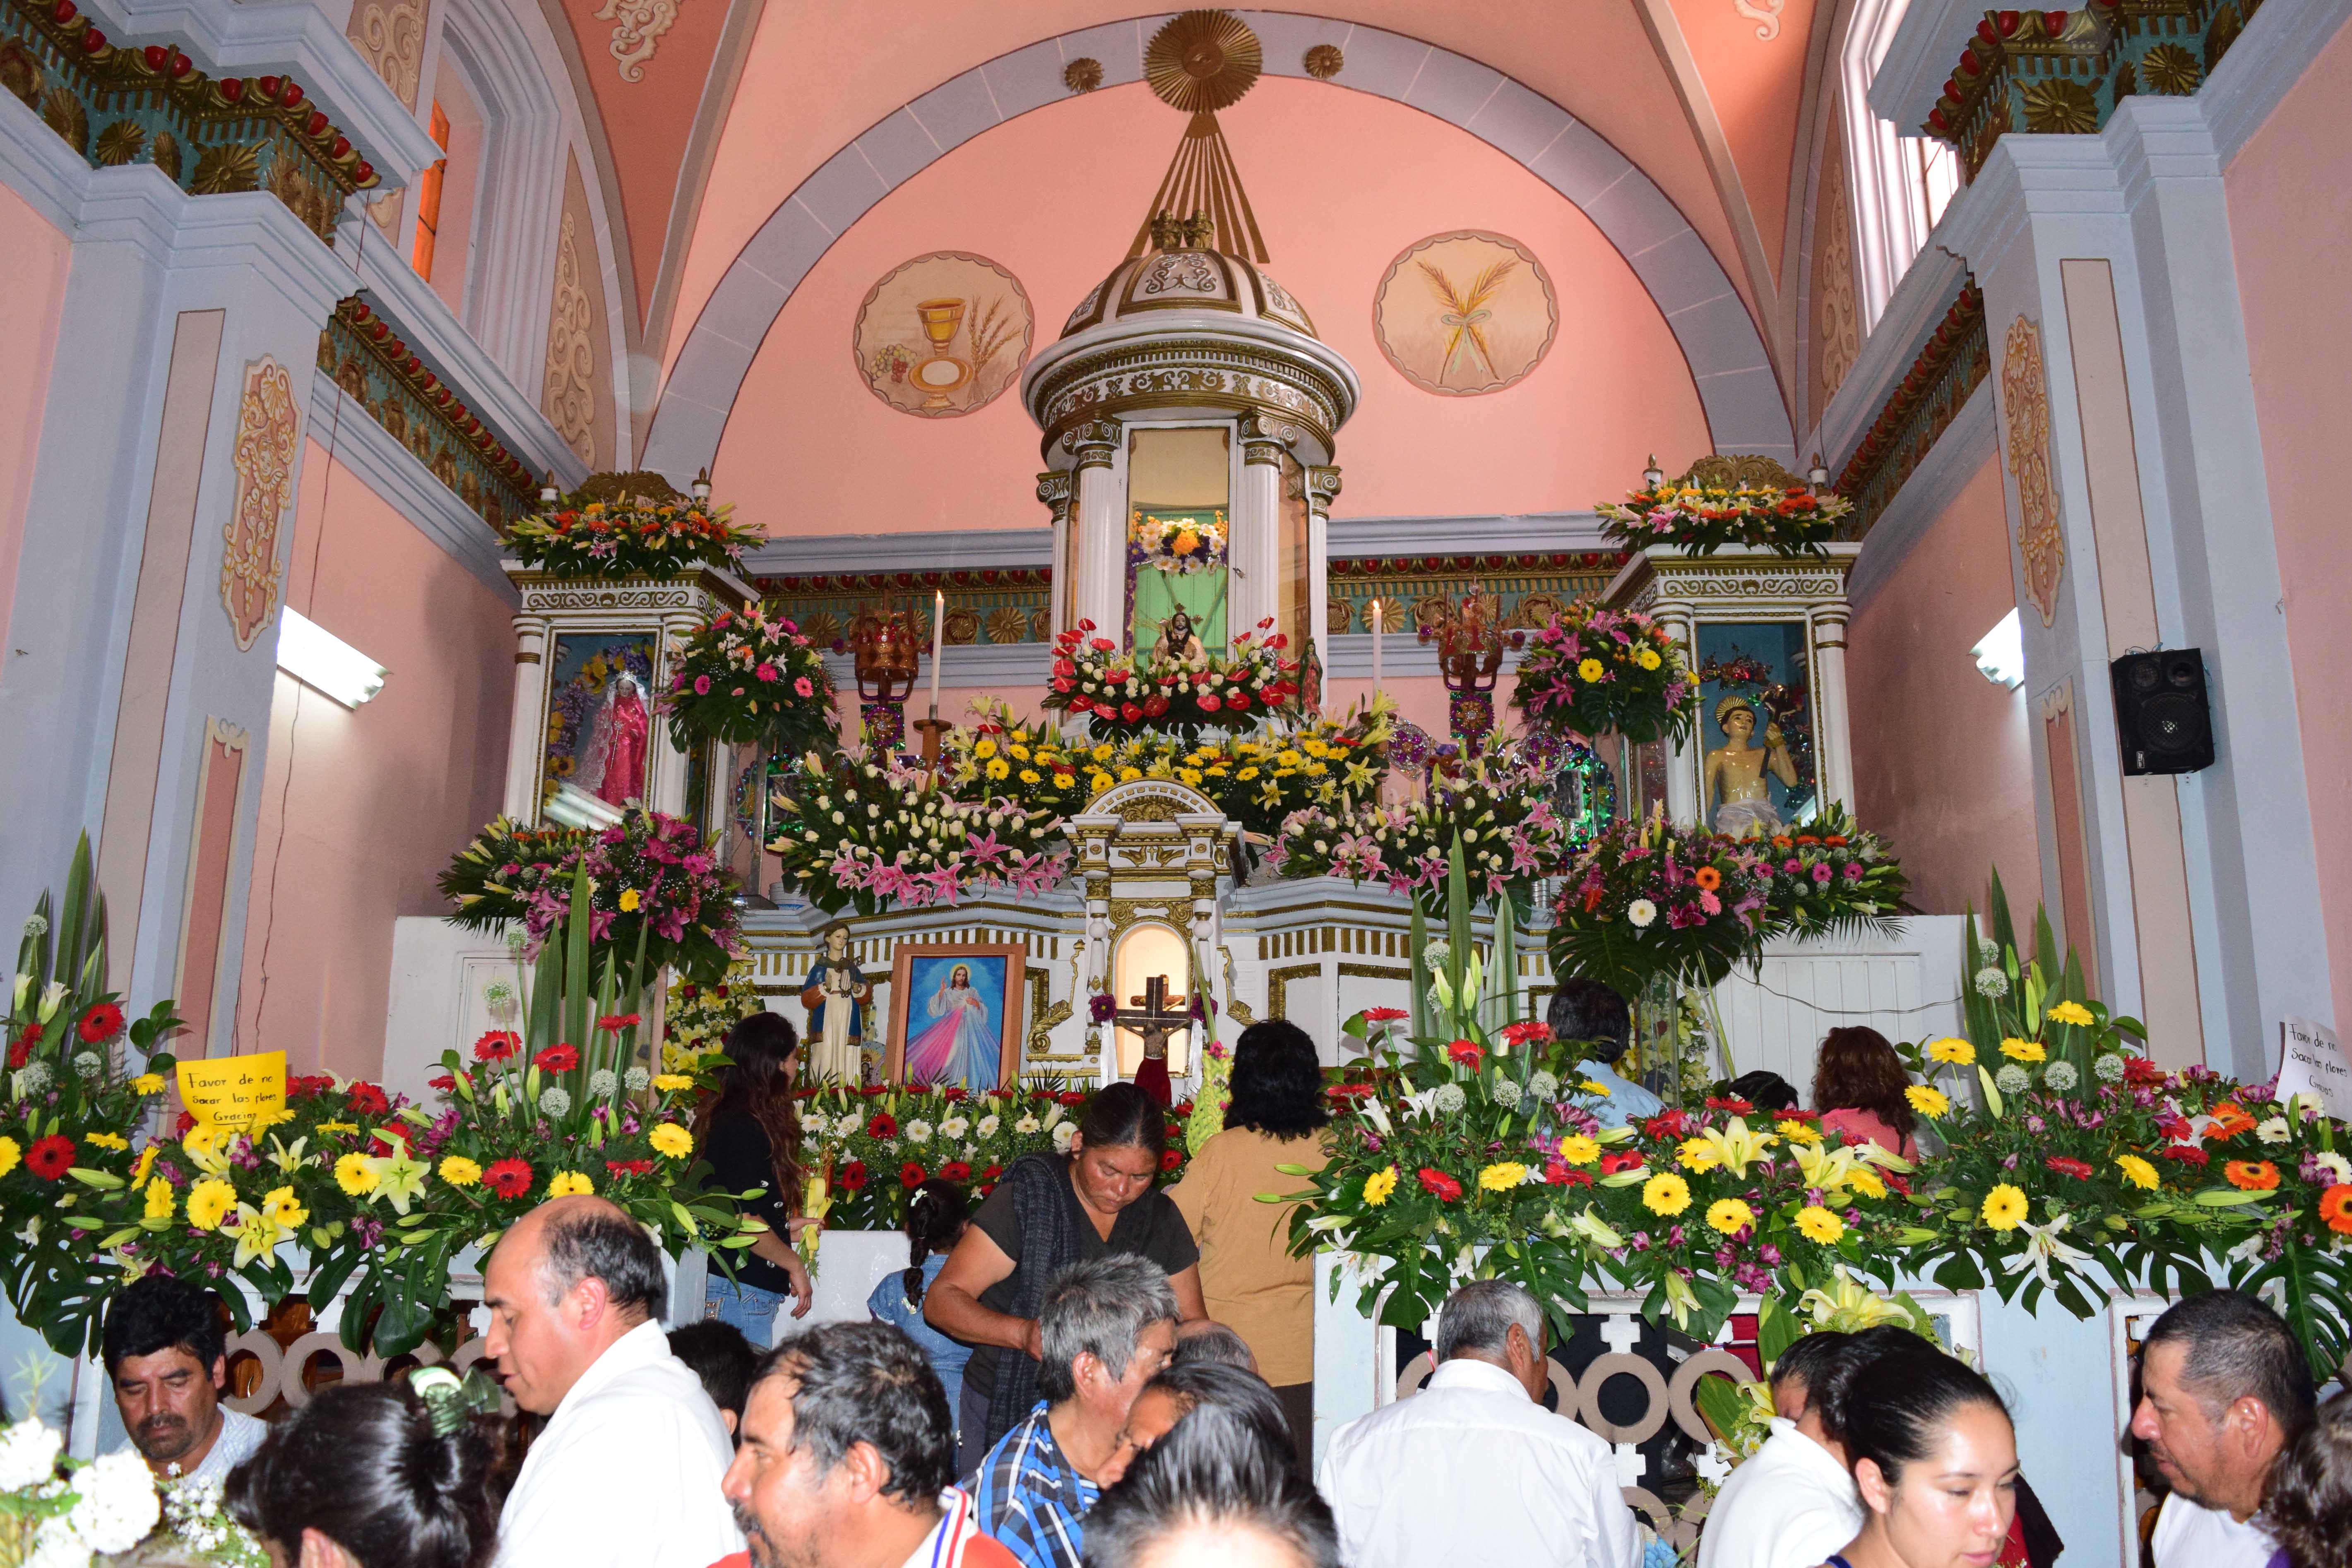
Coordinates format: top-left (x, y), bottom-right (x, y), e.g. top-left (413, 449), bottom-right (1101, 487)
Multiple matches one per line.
top-left (1145, 10), bottom-right (1263, 113)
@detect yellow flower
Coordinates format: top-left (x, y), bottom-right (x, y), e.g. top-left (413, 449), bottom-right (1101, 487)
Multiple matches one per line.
top-left (1778, 1119), bottom-right (1824, 1145)
top-left (317, 1121), bottom-right (360, 1136)
top-left (618, 889), bottom-right (642, 912)
top-left (1118, 766), bottom-right (1142, 783)
top-left (973, 738), bottom-right (997, 760)
top-left (1578, 658), bottom-right (1605, 682)
top-left (2116, 1154), bottom-right (2159, 1191)
top-left (1705, 1198), bottom-right (1755, 1234)
top-left (1848, 1169), bottom-right (1888, 1201)
top-left (132, 1073), bottom-right (166, 1096)
top-left (1905, 1085), bottom-right (1951, 1119)
top-left (1642, 1172), bottom-right (1692, 1215)
top-left (1019, 769), bottom-right (1041, 785)
top-left (1479, 1162), bottom-right (1529, 1192)
top-left (1795, 1205), bottom-right (1845, 1244)
top-left (547, 1170), bottom-right (594, 1198)
top-left (438, 1155), bottom-right (483, 1188)
top-left (1676, 1138), bottom-right (1722, 1173)
top-left (649, 1122), bottom-right (695, 1160)
top-left (186, 1177), bottom-right (237, 1232)
top-left (261, 1186), bottom-right (308, 1230)
top-left (2000, 1037), bottom-right (2046, 1063)
top-left (2048, 1000), bottom-right (2095, 1027)
top-left (86, 1131), bottom-right (127, 1151)
top-left (1558, 1135), bottom-right (1600, 1167)
top-left (0, 1136), bottom-right (22, 1179)
top-left (1089, 773), bottom-right (1116, 795)
top-left (131, 1145), bottom-right (156, 1186)
top-left (336, 1152), bottom-right (380, 1195)
top-left (1580, 1080), bottom-right (1612, 1097)
top-left (1980, 1183), bottom-right (2029, 1231)
top-left (1926, 1037), bottom-right (1976, 1066)
top-left (1636, 648), bottom-right (1663, 671)
top-left (144, 1177), bottom-right (175, 1221)
top-left (652, 1073), bottom-right (695, 1093)
top-left (986, 758), bottom-right (1011, 780)
top-left (1363, 1165), bottom-right (1398, 1206)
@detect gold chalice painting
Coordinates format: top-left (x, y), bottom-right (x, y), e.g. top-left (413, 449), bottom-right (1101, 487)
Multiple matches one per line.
top-left (1373, 230), bottom-right (1557, 397)
top-left (853, 252), bottom-right (1033, 418)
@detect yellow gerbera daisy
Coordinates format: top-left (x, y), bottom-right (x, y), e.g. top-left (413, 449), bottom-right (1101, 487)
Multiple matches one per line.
top-left (1362, 1165), bottom-right (1398, 1206)
top-left (1980, 1183), bottom-right (2029, 1231)
top-left (335, 1152), bottom-right (379, 1195)
top-left (1926, 1037), bottom-right (1976, 1066)
top-left (1795, 1205), bottom-right (1845, 1244)
top-left (649, 1122), bottom-right (695, 1159)
top-left (1479, 1162), bottom-right (1529, 1192)
top-left (1905, 1085), bottom-right (1951, 1118)
top-left (1705, 1198), bottom-right (1755, 1234)
top-left (1677, 1138), bottom-right (1722, 1173)
top-left (438, 1155), bottom-right (483, 1187)
top-left (2048, 1000), bottom-right (2095, 1027)
top-left (2115, 1154), bottom-right (2159, 1191)
top-left (186, 1177), bottom-right (237, 1232)
top-left (1558, 1135), bottom-right (1601, 1166)
top-left (546, 1170), bottom-right (594, 1198)
top-left (1578, 658), bottom-right (1605, 682)
top-left (1642, 1172), bottom-right (1692, 1216)
top-left (2000, 1037), bottom-right (2046, 1063)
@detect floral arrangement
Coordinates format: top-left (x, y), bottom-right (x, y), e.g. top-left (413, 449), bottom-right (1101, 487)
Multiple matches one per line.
top-left (665, 960), bottom-right (762, 1067)
top-left (1044, 620), bottom-right (1298, 734)
top-left (1693, 1269), bottom-right (1943, 1464)
top-left (1511, 603), bottom-right (1697, 747)
top-left (1128, 509), bottom-right (1227, 574)
top-left (1269, 735), bottom-right (1576, 901)
top-left (151, 1475), bottom-right (269, 1568)
top-left (1754, 805), bottom-right (1912, 941)
top-left (1548, 812), bottom-right (1772, 999)
top-left (766, 749), bottom-right (1068, 915)
top-left (1597, 472), bottom-right (1853, 558)
top-left (438, 817), bottom-right (585, 932)
top-left (0, 1406), bottom-right (159, 1568)
top-left (661, 605), bottom-right (838, 757)
top-left (506, 492), bottom-right (761, 579)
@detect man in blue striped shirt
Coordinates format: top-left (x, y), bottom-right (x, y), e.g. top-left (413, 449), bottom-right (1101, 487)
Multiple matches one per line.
top-left (964, 1256), bottom-right (1180, 1568)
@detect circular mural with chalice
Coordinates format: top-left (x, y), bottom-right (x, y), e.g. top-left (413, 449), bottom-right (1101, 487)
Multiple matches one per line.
top-left (853, 251), bottom-right (1034, 418)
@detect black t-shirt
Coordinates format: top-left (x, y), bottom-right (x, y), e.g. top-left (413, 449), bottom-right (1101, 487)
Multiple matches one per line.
top-left (703, 1111), bottom-right (796, 1294)
top-left (962, 1159), bottom-right (1199, 1393)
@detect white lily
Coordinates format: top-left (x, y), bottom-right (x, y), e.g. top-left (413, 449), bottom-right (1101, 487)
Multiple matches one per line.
top-left (1999, 1211), bottom-right (2093, 1290)
top-left (1428, 969), bottom-right (1455, 1013)
top-left (37, 980), bottom-right (67, 1021)
top-left (1695, 1117), bottom-right (1777, 1178)
top-left (1797, 1264), bottom-right (1913, 1330)
top-left (1401, 1086), bottom-right (1443, 1122)
top-left (1359, 1096), bottom-right (1395, 1139)
top-left (1657, 1270), bottom-right (1700, 1329)
top-left (1850, 1140), bottom-right (1916, 1174)
top-left (1567, 1205), bottom-right (1625, 1252)
top-left (265, 1135), bottom-right (311, 1175)
top-left (11, 972), bottom-right (29, 1012)
top-left (1792, 1140), bottom-right (1861, 1193)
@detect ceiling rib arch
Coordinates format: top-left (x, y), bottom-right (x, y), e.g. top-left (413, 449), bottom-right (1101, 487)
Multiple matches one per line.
top-left (642, 9), bottom-right (1796, 483)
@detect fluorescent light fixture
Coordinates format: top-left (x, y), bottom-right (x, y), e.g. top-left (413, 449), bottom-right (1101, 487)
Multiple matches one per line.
top-left (275, 607), bottom-right (388, 708)
top-left (1972, 607), bottom-right (2024, 690)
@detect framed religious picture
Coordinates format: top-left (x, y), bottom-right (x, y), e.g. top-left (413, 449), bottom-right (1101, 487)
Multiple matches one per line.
top-left (884, 943), bottom-right (1026, 1093)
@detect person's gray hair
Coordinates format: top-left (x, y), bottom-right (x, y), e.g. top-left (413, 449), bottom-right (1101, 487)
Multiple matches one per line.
top-left (1436, 1279), bottom-right (1544, 1362)
top-left (2143, 1289), bottom-right (2316, 1437)
top-left (1037, 1255), bottom-right (1179, 1404)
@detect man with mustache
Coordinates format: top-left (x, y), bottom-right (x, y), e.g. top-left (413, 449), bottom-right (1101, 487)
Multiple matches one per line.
top-left (719, 1321), bottom-right (1018, 1568)
top-left (103, 1275), bottom-right (268, 1482)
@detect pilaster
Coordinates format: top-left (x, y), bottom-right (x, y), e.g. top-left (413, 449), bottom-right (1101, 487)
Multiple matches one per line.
top-left (1065, 420), bottom-right (1122, 647)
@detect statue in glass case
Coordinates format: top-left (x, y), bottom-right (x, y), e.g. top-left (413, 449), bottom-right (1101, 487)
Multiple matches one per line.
top-left (1704, 694), bottom-right (1799, 836)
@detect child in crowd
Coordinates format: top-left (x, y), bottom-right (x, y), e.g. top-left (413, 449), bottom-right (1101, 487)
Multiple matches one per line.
top-left (668, 1319), bottom-right (758, 1437)
top-left (867, 1179), bottom-right (973, 1424)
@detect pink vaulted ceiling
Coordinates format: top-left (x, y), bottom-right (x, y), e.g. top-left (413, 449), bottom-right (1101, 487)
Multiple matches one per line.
top-left (665, 2), bottom-right (1760, 388)
top-left (709, 79), bottom-right (1712, 536)
top-left (1674, 0), bottom-right (1822, 282)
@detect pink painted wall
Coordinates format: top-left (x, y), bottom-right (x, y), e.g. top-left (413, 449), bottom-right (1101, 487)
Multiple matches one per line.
top-left (715, 78), bottom-right (1712, 538)
top-left (1847, 453), bottom-right (2042, 919)
top-left (0, 185), bottom-right (71, 639)
top-left (1676, 0), bottom-right (1819, 284)
top-left (2229, 22), bottom-right (2352, 1032)
top-left (232, 445), bottom-right (514, 1077)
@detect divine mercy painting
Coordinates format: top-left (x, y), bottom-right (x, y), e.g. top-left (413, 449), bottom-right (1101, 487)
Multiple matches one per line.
top-left (886, 943), bottom-right (1025, 1093)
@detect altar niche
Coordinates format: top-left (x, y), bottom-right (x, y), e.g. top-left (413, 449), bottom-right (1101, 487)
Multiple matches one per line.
top-left (1128, 425), bottom-right (1231, 658)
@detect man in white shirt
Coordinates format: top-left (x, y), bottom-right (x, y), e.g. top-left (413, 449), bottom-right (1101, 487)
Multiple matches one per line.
top-left (1549, 982), bottom-right (1662, 1130)
top-left (1697, 1331), bottom-right (1864, 1568)
top-left (1319, 1279), bottom-right (1641, 1568)
top-left (102, 1275), bottom-right (269, 1484)
top-left (2131, 1289), bottom-right (2314, 1568)
top-left (485, 1195), bottom-right (744, 1568)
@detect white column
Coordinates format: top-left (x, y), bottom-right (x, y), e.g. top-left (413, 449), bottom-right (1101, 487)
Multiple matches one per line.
top-left (1304, 466), bottom-right (1341, 682)
top-left (1808, 603), bottom-right (1856, 812)
top-left (649, 609), bottom-right (702, 817)
top-left (1037, 471), bottom-right (1074, 637)
top-left (1234, 419), bottom-right (1285, 641)
top-left (1656, 601), bottom-right (1699, 826)
top-left (1066, 422), bottom-right (1123, 646)
top-left (503, 616), bottom-right (551, 821)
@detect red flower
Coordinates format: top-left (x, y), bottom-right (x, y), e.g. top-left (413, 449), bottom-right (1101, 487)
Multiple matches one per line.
top-left (1545, 1162), bottom-right (1595, 1188)
top-left (943, 1087), bottom-right (967, 1102)
top-left (5, 1025), bottom-right (34, 1068)
top-left (77, 1003), bottom-right (125, 1043)
top-left (1361, 1007), bottom-right (1409, 1023)
top-left (595, 1014), bottom-right (642, 1034)
top-left (2160, 1145), bottom-right (2210, 1167)
top-left (839, 1160), bottom-right (870, 1191)
top-left (1161, 1149), bottom-right (1183, 1172)
top-left (867, 1112), bottom-right (898, 1138)
top-left (605, 1158), bottom-right (655, 1177)
top-left (938, 1161), bottom-right (973, 1182)
top-left (25, 1135), bottom-right (76, 1181)
top-left (982, 1165), bottom-right (1004, 1181)
top-left (1642, 1110), bottom-right (1691, 1142)
top-left (346, 1083), bottom-right (389, 1115)
top-left (1499, 1021), bottom-right (1553, 1047)
top-left (1705, 1096), bottom-right (1755, 1114)
top-left (428, 1073), bottom-right (457, 1092)
top-left (1416, 1167), bottom-right (1462, 1202)
top-left (1446, 1039), bottom-right (1484, 1070)
top-left (2226, 1160), bottom-right (2281, 1192)
top-left (536, 1045), bottom-right (579, 1073)
top-left (1600, 1151), bottom-right (1646, 1175)
top-left (1057, 1092), bottom-right (1088, 1107)
top-left (1226, 692), bottom-right (1251, 711)
top-left (2044, 1156), bottom-right (2094, 1180)
top-left (1327, 1083), bottom-right (1376, 1100)
top-left (175, 1111), bottom-right (195, 1136)
top-left (2122, 1057), bottom-right (2167, 1087)
top-left (900, 1162), bottom-right (927, 1188)
top-left (473, 1030), bottom-right (521, 1062)
top-left (483, 1158), bottom-right (534, 1198)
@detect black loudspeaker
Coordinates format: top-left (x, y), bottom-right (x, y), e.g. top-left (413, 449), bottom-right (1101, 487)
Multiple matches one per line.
top-left (2111, 648), bottom-right (2215, 776)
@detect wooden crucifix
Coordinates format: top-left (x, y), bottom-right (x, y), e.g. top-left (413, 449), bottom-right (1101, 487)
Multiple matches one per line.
top-left (1115, 974), bottom-right (1189, 1106)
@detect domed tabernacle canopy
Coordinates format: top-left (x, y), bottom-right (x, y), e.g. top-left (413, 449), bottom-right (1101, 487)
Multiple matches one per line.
top-left (1058, 213), bottom-right (1319, 342)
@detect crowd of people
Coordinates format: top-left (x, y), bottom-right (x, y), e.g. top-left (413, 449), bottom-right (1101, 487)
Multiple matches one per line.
top-left (74, 1003), bottom-right (2352, 1568)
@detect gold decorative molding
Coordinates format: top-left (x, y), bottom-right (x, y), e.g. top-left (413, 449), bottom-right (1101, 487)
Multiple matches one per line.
top-left (1026, 970), bottom-right (1072, 1058)
top-left (1816, 165), bottom-right (1859, 403)
top-left (1835, 284), bottom-right (1987, 535)
top-left (2001, 315), bottom-right (2065, 627)
top-left (1302, 43), bottom-right (1343, 78)
top-left (592, 0), bottom-right (678, 82)
top-left (221, 356), bottom-right (298, 651)
top-left (541, 210), bottom-right (597, 467)
top-left (1266, 963), bottom-right (1321, 1021)
top-left (345, 0), bottom-right (423, 109)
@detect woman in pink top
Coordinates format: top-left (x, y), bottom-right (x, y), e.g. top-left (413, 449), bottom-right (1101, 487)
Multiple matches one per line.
top-left (1811, 1027), bottom-right (1919, 1160)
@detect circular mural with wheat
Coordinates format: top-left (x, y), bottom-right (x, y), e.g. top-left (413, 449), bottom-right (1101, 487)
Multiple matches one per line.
top-left (1373, 231), bottom-right (1557, 397)
top-left (853, 251), bottom-right (1034, 419)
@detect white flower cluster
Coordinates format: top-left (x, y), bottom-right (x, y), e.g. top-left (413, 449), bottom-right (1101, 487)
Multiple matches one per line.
top-left (2093, 1052), bottom-right (2128, 1083)
top-left (1526, 1071), bottom-right (1560, 1105)
top-left (1994, 1064), bottom-right (2032, 1096)
top-left (160, 1477), bottom-right (269, 1568)
top-left (623, 1066), bottom-right (651, 1092)
top-left (588, 1069), bottom-right (619, 1099)
top-left (14, 1447), bottom-right (164, 1568)
top-left (538, 1087), bottom-right (572, 1117)
top-left (2043, 1060), bottom-right (2079, 1093)
top-left (1972, 965), bottom-right (2009, 999)
top-left (0, 1416), bottom-right (63, 1490)
top-left (1489, 1078), bottom-right (1522, 1109)
top-left (1433, 1083), bottom-right (1467, 1115)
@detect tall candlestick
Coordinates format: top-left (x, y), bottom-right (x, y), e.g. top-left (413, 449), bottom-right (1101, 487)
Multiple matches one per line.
top-left (928, 589), bottom-right (944, 719)
top-left (1370, 598), bottom-right (1383, 696)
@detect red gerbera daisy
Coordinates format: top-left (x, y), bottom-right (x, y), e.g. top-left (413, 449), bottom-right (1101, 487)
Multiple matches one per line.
top-left (77, 1003), bottom-right (125, 1043)
top-left (1161, 1149), bottom-right (1183, 1172)
top-left (605, 1159), bottom-right (655, 1178)
top-left (2160, 1145), bottom-right (2210, 1167)
top-left (1600, 1151), bottom-right (1647, 1176)
top-left (473, 1030), bottom-right (521, 1062)
top-left (26, 1134), bottom-right (76, 1181)
top-left (1445, 1040), bottom-right (1484, 1070)
top-left (1416, 1167), bottom-right (1462, 1203)
top-left (594, 1014), bottom-right (641, 1034)
top-left (483, 1158), bottom-right (534, 1198)
top-left (2045, 1156), bottom-right (2094, 1180)
top-left (346, 1083), bottom-right (390, 1115)
top-left (839, 1161), bottom-right (870, 1191)
top-left (867, 1113), bottom-right (897, 1138)
top-left (981, 1165), bottom-right (1003, 1181)
top-left (535, 1045), bottom-right (579, 1073)
top-left (899, 1162), bottom-right (927, 1188)
top-left (938, 1161), bottom-right (973, 1182)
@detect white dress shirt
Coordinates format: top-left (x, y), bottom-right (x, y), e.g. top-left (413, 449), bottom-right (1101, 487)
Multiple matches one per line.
top-left (1318, 1357), bottom-right (1643, 1568)
top-left (495, 1320), bottom-right (744, 1568)
top-left (116, 1406), bottom-right (268, 1487)
top-left (2150, 1491), bottom-right (2281, 1568)
top-left (1695, 1418), bottom-right (1862, 1568)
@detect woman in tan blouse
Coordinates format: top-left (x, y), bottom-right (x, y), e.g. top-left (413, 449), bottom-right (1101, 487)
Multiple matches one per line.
top-left (1166, 1018), bottom-right (1331, 1472)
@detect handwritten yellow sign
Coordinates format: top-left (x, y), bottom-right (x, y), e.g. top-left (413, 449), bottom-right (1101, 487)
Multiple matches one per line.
top-left (176, 1051), bottom-right (287, 1131)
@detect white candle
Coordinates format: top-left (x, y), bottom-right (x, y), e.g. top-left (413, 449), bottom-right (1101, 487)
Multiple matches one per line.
top-left (1370, 598), bottom-right (1383, 696)
top-left (928, 589), bottom-right (944, 718)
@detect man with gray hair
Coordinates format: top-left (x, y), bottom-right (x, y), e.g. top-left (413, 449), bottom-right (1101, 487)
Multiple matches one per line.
top-left (1318, 1279), bottom-right (1640, 1568)
top-left (964, 1254), bottom-right (1178, 1568)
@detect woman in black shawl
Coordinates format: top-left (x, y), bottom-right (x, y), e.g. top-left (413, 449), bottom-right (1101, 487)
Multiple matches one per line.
top-left (925, 1083), bottom-right (1205, 1471)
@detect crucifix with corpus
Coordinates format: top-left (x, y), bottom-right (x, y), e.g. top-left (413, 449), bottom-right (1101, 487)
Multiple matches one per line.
top-left (1116, 973), bottom-right (1188, 1107)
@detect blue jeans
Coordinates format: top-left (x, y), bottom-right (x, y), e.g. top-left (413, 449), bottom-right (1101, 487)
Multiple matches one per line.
top-left (705, 1276), bottom-right (788, 1348)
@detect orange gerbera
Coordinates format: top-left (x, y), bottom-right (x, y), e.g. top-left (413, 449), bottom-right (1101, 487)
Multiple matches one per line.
top-left (2224, 1160), bottom-right (2280, 1192)
top-left (2322, 1186), bottom-right (2352, 1235)
top-left (2207, 1102), bottom-right (2258, 1139)
top-left (1694, 866), bottom-right (1722, 892)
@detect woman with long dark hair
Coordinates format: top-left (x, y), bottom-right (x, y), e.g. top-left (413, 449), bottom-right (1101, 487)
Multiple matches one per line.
top-left (1166, 1020), bottom-right (1330, 1474)
top-left (1811, 1027), bottom-right (1919, 1159)
top-left (924, 1082), bottom-right (1206, 1472)
top-left (692, 1011), bottom-right (814, 1343)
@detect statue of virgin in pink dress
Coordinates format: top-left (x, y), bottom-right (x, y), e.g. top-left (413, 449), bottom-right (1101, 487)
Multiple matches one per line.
top-left (580, 671), bottom-right (650, 807)
top-left (903, 964), bottom-right (998, 1090)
